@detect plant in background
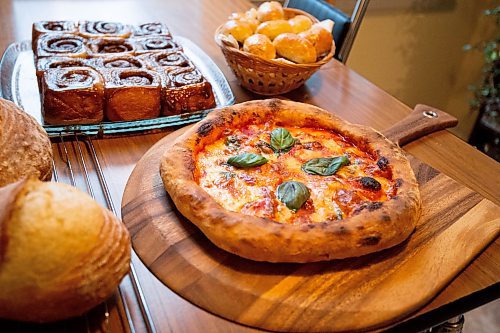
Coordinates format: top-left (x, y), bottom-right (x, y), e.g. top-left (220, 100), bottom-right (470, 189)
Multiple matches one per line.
top-left (464, 6), bottom-right (499, 160)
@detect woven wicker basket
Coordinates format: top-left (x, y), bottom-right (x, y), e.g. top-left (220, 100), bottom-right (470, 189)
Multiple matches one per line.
top-left (215, 8), bottom-right (334, 96)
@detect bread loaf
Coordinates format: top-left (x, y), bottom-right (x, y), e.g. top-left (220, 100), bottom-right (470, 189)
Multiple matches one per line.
top-left (0, 98), bottom-right (52, 187)
top-left (273, 33), bottom-right (317, 64)
top-left (0, 178), bottom-right (131, 322)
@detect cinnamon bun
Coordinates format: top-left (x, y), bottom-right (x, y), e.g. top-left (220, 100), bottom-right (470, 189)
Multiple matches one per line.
top-left (42, 67), bottom-right (104, 124)
top-left (35, 34), bottom-right (88, 58)
top-left (140, 51), bottom-right (192, 70)
top-left (103, 68), bottom-right (161, 121)
top-left (92, 55), bottom-right (147, 70)
top-left (32, 21), bottom-right (78, 51)
top-left (36, 57), bottom-right (92, 88)
top-left (133, 22), bottom-right (171, 37)
top-left (134, 36), bottom-right (182, 54)
top-left (88, 38), bottom-right (135, 57)
top-left (162, 67), bottom-right (216, 115)
top-left (78, 21), bottom-right (132, 39)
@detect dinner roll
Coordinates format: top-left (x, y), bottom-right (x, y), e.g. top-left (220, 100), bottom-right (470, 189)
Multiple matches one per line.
top-left (256, 20), bottom-right (293, 40)
top-left (273, 33), bottom-right (317, 64)
top-left (243, 34), bottom-right (276, 60)
top-left (221, 20), bottom-right (253, 43)
top-left (299, 25), bottom-right (333, 56)
top-left (0, 98), bottom-right (52, 187)
top-left (0, 178), bottom-right (131, 322)
top-left (289, 15), bottom-right (313, 34)
top-left (257, 1), bottom-right (284, 22)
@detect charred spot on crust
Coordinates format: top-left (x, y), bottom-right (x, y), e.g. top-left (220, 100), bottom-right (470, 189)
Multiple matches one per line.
top-left (359, 235), bottom-right (381, 246)
top-left (382, 215), bottom-right (391, 222)
top-left (232, 110), bottom-right (237, 115)
top-left (395, 178), bottom-right (404, 188)
top-left (197, 121), bottom-right (213, 137)
top-left (359, 177), bottom-right (381, 191)
top-left (377, 157), bottom-right (389, 170)
top-left (391, 196), bottom-right (400, 201)
top-left (268, 98), bottom-right (281, 111)
top-left (353, 202), bottom-right (383, 215)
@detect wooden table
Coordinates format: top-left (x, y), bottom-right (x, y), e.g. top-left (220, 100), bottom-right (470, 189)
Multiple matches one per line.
top-left (0, 0), bottom-right (498, 332)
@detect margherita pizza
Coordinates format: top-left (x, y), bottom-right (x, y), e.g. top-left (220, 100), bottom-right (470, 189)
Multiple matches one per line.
top-left (160, 99), bottom-right (421, 262)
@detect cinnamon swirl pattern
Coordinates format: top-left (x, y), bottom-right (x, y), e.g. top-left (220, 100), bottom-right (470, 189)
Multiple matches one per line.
top-left (88, 38), bottom-right (135, 57)
top-left (32, 20), bottom-right (217, 124)
top-left (42, 67), bottom-right (104, 125)
top-left (103, 69), bottom-right (162, 121)
top-left (36, 57), bottom-right (92, 87)
top-left (79, 21), bottom-right (132, 38)
top-left (163, 67), bottom-right (216, 115)
top-left (134, 36), bottom-right (182, 54)
top-left (141, 51), bottom-right (192, 69)
top-left (32, 21), bottom-right (78, 51)
top-left (35, 34), bottom-right (88, 58)
top-left (133, 22), bottom-right (171, 37)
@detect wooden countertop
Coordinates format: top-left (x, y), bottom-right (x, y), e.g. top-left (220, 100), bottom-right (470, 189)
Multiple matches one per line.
top-left (0, 0), bottom-right (498, 332)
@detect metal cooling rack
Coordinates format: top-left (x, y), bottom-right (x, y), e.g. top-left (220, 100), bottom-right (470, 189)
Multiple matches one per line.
top-left (52, 133), bottom-right (157, 333)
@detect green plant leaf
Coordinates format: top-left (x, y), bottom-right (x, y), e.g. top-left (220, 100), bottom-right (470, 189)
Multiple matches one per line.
top-left (270, 128), bottom-right (296, 153)
top-left (301, 156), bottom-right (350, 176)
top-left (227, 153), bottom-right (268, 168)
top-left (276, 181), bottom-right (310, 212)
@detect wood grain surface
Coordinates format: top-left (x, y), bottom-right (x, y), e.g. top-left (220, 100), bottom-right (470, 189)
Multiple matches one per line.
top-left (121, 121), bottom-right (499, 332)
top-left (1, 0), bottom-right (499, 332)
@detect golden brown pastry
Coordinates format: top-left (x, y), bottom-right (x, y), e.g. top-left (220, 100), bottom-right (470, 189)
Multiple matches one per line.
top-left (133, 22), bottom-right (171, 37)
top-left (243, 34), bottom-right (276, 60)
top-left (32, 21), bottom-right (78, 52)
top-left (35, 34), bottom-right (88, 58)
top-left (220, 20), bottom-right (254, 43)
top-left (161, 66), bottom-right (216, 115)
top-left (289, 15), bottom-right (313, 34)
top-left (42, 67), bottom-right (105, 125)
top-left (255, 20), bottom-right (293, 41)
top-left (273, 33), bottom-right (317, 64)
top-left (78, 21), bottom-right (132, 39)
top-left (103, 68), bottom-right (162, 121)
top-left (0, 99), bottom-right (52, 187)
top-left (88, 38), bottom-right (135, 57)
top-left (0, 178), bottom-right (131, 323)
top-left (299, 25), bottom-right (333, 56)
top-left (257, 1), bottom-right (284, 22)
top-left (133, 36), bottom-right (182, 54)
top-left (35, 57), bottom-right (92, 88)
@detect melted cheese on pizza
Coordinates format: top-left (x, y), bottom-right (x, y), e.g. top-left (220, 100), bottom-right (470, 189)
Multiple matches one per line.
top-left (194, 122), bottom-right (396, 224)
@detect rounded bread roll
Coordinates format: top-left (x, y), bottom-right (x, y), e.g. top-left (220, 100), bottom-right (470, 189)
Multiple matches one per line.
top-left (243, 34), bottom-right (276, 60)
top-left (221, 20), bottom-right (254, 43)
top-left (289, 15), bottom-right (313, 34)
top-left (0, 98), bottom-right (52, 187)
top-left (273, 33), bottom-right (317, 64)
top-left (228, 12), bottom-right (259, 31)
top-left (299, 25), bottom-right (333, 56)
top-left (0, 178), bottom-right (131, 322)
top-left (257, 1), bottom-right (284, 22)
top-left (255, 20), bottom-right (293, 41)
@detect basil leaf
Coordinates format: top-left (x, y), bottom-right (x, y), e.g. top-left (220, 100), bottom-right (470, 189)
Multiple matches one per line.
top-left (227, 153), bottom-right (268, 168)
top-left (302, 156), bottom-right (350, 176)
top-left (270, 128), bottom-right (296, 153)
top-left (277, 181), bottom-right (310, 212)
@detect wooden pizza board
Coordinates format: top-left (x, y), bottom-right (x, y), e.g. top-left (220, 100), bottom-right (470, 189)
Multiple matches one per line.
top-left (121, 105), bottom-right (500, 332)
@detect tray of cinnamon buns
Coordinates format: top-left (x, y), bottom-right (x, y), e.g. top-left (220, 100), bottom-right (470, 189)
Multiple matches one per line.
top-left (0, 21), bottom-right (234, 137)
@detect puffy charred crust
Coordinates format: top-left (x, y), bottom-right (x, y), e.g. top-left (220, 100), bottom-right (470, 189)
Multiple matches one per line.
top-left (160, 99), bottom-right (422, 262)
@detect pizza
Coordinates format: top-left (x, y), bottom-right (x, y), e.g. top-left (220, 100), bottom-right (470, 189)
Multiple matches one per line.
top-left (160, 99), bottom-right (421, 262)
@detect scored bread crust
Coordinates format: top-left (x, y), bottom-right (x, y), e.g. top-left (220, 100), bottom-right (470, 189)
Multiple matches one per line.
top-left (160, 99), bottom-right (421, 262)
top-left (0, 98), bottom-right (53, 187)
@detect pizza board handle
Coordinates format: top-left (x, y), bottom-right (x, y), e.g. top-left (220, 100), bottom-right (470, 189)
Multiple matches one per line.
top-left (382, 104), bottom-right (458, 146)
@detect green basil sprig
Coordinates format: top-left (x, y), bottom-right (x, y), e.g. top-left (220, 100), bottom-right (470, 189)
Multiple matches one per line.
top-left (277, 181), bottom-right (310, 212)
top-left (302, 156), bottom-right (350, 176)
top-left (270, 128), bottom-right (296, 153)
top-left (227, 153), bottom-right (268, 168)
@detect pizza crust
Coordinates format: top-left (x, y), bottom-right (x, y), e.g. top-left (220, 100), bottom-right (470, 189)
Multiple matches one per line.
top-left (160, 99), bottom-right (421, 262)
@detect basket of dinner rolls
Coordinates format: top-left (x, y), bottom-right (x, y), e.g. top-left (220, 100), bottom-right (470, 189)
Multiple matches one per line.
top-left (215, 1), bottom-right (335, 95)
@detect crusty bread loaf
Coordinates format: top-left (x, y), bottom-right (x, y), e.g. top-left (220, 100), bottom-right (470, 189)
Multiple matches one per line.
top-left (0, 178), bottom-right (131, 322)
top-left (0, 98), bottom-right (53, 186)
top-left (273, 33), bottom-right (317, 64)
